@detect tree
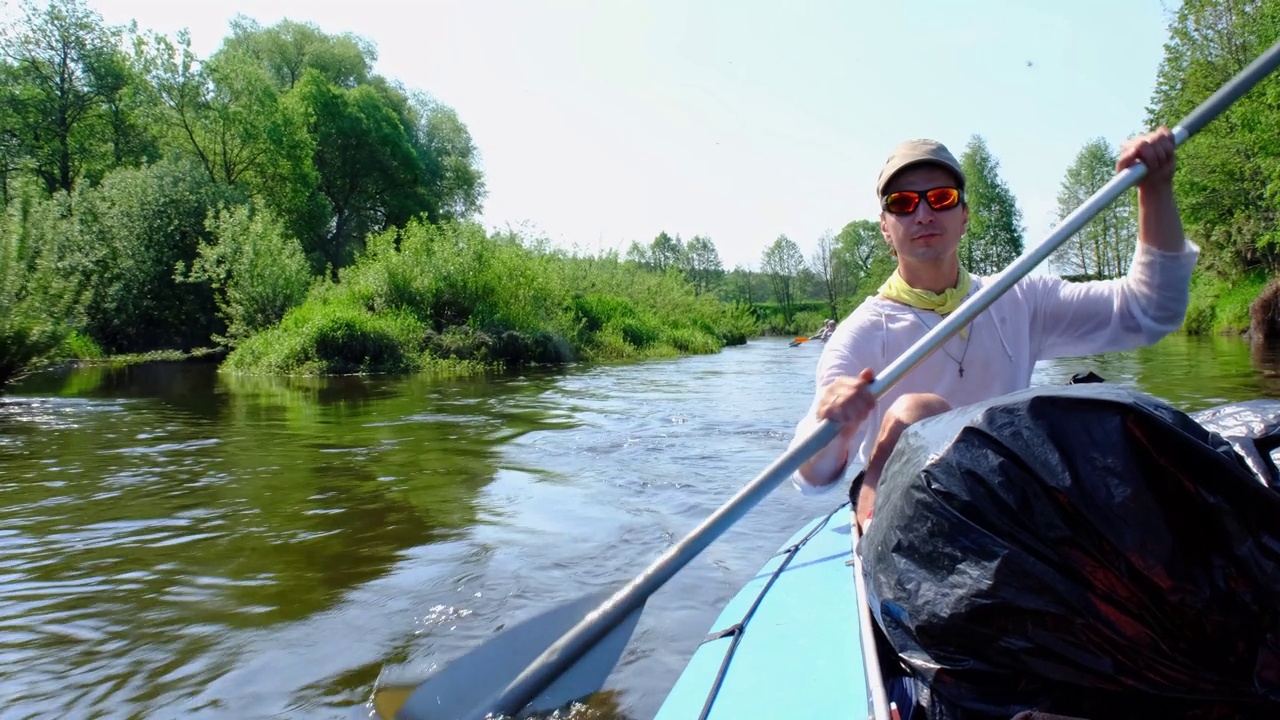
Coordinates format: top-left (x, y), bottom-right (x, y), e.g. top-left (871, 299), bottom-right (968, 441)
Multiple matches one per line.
top-left (1146, 0), bottom-right (1280, 277)
top-left (958, 135), bottom-right (1025, 275)
top-left (624, 240), bottom-right (650, 267)
top-left (184, 203), bottom-right (313, 347)
top-left (95, 41), bottom-right (157, 171)
top-left (145, 33), bottom-right (309, 185)
top-left (407, 91), bottom-right (486, 222)
top-left (833, 219), bottom-right (893, 303)
top-left (0, 0), bottom-right (143, 194)
top-left (761, 234), bottom-right (806, 324)
top-left (683, 235), bottom-right (723, 295)
top-left (722, 265), bottom-right (759, 305)
top-left (810, 230), bottom-right (846, 318)
top-left (291, 70), bottom-right (426, 274)
top-left (218, 15), bottom-right (375, 91)
top-left (0, 62), bottom-right (22, 203)
top-left (1050, 138), bottom-right (1137, 279)
top-left (141, 29), bottom-right (322, 247)
top-left (649, 231), bottom-right (684, 273)
top-left (140, 18), bottom-right (486, 276)
top-left (0, 191), bottom-right (91, 386)
top-left (216, 17), bottom-right (486, 228)
top-left (72, 157), bottom-right (234, 352)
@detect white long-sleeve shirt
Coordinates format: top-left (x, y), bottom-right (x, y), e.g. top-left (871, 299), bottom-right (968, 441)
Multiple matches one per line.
top-left (789, 239), bottom-right (1201, 494)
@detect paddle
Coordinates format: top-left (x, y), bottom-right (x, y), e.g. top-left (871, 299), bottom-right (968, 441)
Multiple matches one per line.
top-left (372, 591), bottom-right (642, 720)
top-left (789, 336), bottom-right (809, 347)
top-left (375, 36), bottom-right (1280, 720)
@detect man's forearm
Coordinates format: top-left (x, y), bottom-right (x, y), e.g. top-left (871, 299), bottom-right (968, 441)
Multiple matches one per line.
top-left (1137, 184), bottom-right (1186, 252)
top-left (797, 442), bottom-right (849, 488)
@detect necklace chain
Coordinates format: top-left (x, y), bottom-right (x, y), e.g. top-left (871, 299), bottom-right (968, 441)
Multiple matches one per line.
top-left (906, 307), bottom-right (972, 377)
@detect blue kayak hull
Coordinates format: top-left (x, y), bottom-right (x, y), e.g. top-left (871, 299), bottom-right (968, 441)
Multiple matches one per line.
top-left (654, 503), bottom-right (872, 719)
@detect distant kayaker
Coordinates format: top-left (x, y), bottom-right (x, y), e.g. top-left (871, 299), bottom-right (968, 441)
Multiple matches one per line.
top-left (808, 319), bottom-right (837, 342)
top-left (788, 128), bottom-right (1197, 531)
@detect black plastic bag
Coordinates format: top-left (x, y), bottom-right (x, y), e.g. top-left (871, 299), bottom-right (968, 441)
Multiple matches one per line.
top-left (862, 383), bottom-right (1280, 719)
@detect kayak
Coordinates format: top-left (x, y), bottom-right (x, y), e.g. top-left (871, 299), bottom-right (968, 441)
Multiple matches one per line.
top-left (655, 383), bottom-right (1280, 720)
top-left (652, 501), bottom-right (880, 720)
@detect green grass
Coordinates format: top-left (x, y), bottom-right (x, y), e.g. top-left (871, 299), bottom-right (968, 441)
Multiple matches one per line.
top-left (221, 220), bottom-right (760, 376)
top-left (1182, 269), bottom-right (1271, 336)
top-left (56, 332), bottom-right (105, 360)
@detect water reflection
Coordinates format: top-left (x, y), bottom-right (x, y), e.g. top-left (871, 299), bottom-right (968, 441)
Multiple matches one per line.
top-left (0, 334), bottom-right (1278, 719)
top-left (1030, 333), bottom-right (1280, 411)
top-left (1, 364), bottom-right (573, 718)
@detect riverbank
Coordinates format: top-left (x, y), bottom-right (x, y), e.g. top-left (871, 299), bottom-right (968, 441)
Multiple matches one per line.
top-left (1183, 270), bottom-right (1271, 338)
top-left (217, 221), bottom-right (758, 376)
top-left (19, 224), bottom-right (1279, 384)
top-left (1, 216), bottom-right (764, 385)
top-left (7, 336), bottom-right (226, 388)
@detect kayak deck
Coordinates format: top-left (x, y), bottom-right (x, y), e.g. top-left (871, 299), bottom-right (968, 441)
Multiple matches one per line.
top-left (654, 502), bottom-right (870, 719)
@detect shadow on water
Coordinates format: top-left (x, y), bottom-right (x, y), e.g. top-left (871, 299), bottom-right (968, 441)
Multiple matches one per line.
top-left (2, 335), bottom-right (1280, 719)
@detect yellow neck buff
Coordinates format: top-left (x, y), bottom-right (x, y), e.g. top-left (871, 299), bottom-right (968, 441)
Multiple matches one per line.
top-left (878, 266), bottom-right (972, 336)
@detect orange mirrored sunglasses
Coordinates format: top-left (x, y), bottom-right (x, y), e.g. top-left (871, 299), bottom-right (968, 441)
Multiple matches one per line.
top-left (881, 186), bottom-right (963, 216)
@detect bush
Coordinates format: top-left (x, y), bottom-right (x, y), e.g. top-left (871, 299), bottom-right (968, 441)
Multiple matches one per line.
top-left (0, 195), bottom-right (89, 387)
top-left (225, 303), bottom-right (422, 375)
top-left (71, 158), bottom-right (240, 353)
top-left (55, 332), bottom-right (105, 360)
top-left (661, 326), bottom-right (720, 354)
top-left (183, 204), bottom-right (314, 347)
top-left (422, 325), bottom-right (574, 365)
top-left (223, 220), bottom-right (761, 375)
top-left (1183, 269), bottom-right (1269, 336)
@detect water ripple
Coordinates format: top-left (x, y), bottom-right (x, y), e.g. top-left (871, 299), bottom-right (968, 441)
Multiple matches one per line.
top-left (0, 337), bottom-right (1276, 718)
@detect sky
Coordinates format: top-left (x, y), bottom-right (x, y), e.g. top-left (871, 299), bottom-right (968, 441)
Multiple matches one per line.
top-left (62, 0), bottom-right (1179, 271)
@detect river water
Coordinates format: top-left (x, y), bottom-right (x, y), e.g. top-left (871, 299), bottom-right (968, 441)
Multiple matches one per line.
top-left (3, 334), bottom-right (1279, 719)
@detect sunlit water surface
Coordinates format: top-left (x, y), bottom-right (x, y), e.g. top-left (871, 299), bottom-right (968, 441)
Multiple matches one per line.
top-left (3, 333), bottom-right (1279, 719)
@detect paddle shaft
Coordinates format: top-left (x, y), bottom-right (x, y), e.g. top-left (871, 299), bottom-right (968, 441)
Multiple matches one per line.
top-left (459, 36), bottom-right (1280, 720)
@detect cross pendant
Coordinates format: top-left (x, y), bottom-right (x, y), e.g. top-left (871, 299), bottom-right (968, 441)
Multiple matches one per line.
top-left (959, 366), bottom-right (964, 378)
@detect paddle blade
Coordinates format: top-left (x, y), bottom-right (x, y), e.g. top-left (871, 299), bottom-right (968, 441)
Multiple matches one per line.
top-left (373, 591), bottom-right (643, 720)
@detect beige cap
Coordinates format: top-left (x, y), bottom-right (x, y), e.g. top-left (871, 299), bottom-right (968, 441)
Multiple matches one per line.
top-left (875, 139), bottom-right (965, 198)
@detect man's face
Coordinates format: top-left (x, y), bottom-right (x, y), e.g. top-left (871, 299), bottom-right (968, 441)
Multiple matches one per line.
top-left (878, 164), bottom-right (968, 264)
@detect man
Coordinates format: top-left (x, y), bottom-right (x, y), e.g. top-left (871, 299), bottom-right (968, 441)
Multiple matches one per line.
top-left (789, 129), bottom-right (1198, 530)
top-left (808, 319), bottom-right (837, 342)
